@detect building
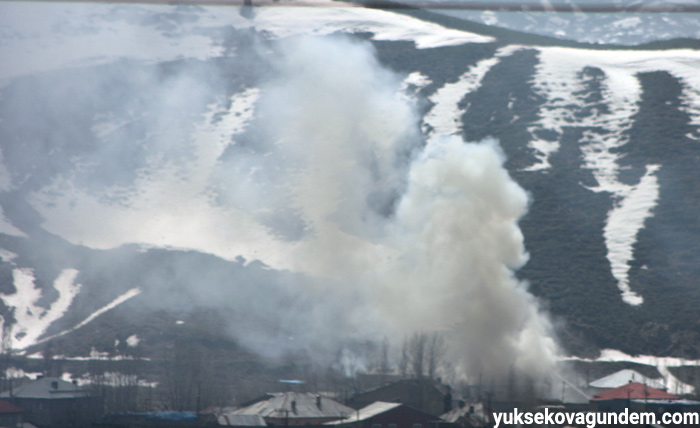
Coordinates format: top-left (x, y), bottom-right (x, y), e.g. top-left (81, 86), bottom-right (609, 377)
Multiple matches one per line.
top-left (94, 411), bottom-right (200, 428)
top-left (347, 379), bottom-right (452, 417)
top-left (325, 402), bottom-right (445, 428)
top-left (0, 377), bottom-right (100, 428)
top-left (0, 398), bottom-right (24, 428)
top-left (590, 382), bottom-right (679, 413)
top-left (230, 392), bottom-right (355, 427)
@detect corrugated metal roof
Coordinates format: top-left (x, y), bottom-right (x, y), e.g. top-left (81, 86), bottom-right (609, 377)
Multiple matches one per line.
top-left (0, 377), bottom-right (89, 400)
top-left (589, 369), bottom-right (665, 390)
top-left (218, 414), bottom-right (268, 426)
top-left (231, 392), bottom-right (354, 420)
top-left (326, 402), bottom-right (402, 425)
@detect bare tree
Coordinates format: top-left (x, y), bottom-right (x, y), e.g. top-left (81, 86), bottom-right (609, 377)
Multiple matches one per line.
top-left (426, 333), bottom-right (445, 380)
top-left (398, 332), bottom-right (446, 380)
top-left (398, 337), bottom-right (410, 378)
top-left (0, 323), bottom-right (12, 393)
top-left (409, 333), bottom-right (427, 379)
top-left (161, 337), bottom-right (203, 411)
top-left (379, 337), bottom-right (391, 374)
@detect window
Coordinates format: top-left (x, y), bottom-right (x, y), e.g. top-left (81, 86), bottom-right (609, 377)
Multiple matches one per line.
top-left (413, 424), bottom-right (423, 428)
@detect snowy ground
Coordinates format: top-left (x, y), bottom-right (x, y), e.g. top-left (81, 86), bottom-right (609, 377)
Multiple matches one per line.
top-left (436, 9), bottom-right (700, 45)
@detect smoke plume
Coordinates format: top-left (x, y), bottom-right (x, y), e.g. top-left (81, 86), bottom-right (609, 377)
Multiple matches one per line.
top-left (221, 34), bottom-right (559, 379)
top-left (0, 6), bottom-right (559, 382)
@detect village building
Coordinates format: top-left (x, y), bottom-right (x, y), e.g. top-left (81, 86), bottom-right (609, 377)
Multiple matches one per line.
top-left (347, 379), bottom-right (452, 417)
top-left (325, 401), bottom-right (446, 428)
top-left (0, 398), bottom-right (24, 428)
top-left (590, 381), bottom-right (679, 413)
top-left (230, 392), bottom-right (355, 427)
top-left (0, 377), bottom-right (100, 428)
top-left (94, 411), bottom-right (200, 428)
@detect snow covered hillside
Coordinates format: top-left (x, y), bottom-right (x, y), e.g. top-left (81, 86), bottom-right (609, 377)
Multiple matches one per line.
top-left (1, 0), bottom-right (700, 385)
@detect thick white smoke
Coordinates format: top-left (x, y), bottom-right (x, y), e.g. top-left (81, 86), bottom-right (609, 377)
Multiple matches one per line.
top-left (0, 10), bottom-right (559, 379)
top-left (246, 35), bottom-right (559, 379)
top-left (381, 137), bottom-right (558, 378)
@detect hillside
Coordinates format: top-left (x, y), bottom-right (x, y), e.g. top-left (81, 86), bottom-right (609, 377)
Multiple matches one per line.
top-left (1, 0), bottom-right (700, 403)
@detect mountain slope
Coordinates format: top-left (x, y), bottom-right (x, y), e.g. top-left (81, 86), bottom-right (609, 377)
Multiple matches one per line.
top-left (0, 1), bottom-right (700, 389)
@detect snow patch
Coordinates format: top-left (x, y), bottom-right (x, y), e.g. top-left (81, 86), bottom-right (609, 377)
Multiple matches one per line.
top-left (51, 352), bottom-right (150, 361)
top-left (0, 1), bottom-right (493, 81)
top-left (126, 334), bottom-right (140, 347)
top-left (403, 72), bottom-right (432, 90)
top-left (612, 16), bottom-right (642, 30)
top-left (423, 46), bottom-right (524, 141)
top-left (73, 371), bottom-right (158, 388)
top-left (0, 2), bottom-right (224, 82)
top-left (603, 165), bottom-right (660, 306)
top-left (0, 268), bottom-right (82, 350)
top-left (37, 288), bottom-right (142, 345)
top-left (5, 366), bottom-right (43, 380)
top-left (27, 91), bottom-right (300, 270)
top-left (529, 46), bottom-right (700, 305)
top-left (0, 248), bottom-right (18, 263)
top-left (254, 4), bottom-right (495, 49)
top-left (424, 56), bottom-right (501, 139)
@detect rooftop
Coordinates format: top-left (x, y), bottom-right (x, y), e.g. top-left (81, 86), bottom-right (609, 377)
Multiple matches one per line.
top-left (326, 402), bottom-right (402, 424)
top-left (232, 392), bottom-right (354, 420)
top-left (0, 377), bottom-right (89, 400)
top-left (218, 414), bottom-right (268, 426)
top-left (589, 369), bottom-right (666, 390)
top-left (591, 382), bottom-right (679, 401)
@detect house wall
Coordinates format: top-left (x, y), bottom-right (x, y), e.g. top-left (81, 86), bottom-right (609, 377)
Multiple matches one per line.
top-left (10, 397), bottom-right (101, 428)
top-left (0, 412), bottom-right (23, 428)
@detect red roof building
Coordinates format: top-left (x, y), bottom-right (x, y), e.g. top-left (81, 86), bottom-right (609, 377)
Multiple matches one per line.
top-left (0, 398), bottom-right (23, 428)
top-left (0, 399), bottom-right (23, 413)
top-left (591, 382), bottom-right (679, 401)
